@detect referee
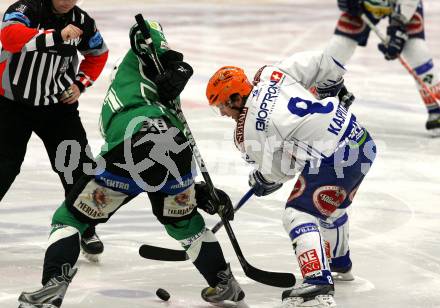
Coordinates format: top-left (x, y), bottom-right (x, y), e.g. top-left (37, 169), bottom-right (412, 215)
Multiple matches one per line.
top-left (0, 0), bottom-right (109, 259)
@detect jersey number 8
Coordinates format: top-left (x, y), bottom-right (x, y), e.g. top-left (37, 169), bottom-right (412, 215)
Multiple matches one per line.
top-left (287, 97), bottom-right (334, 117)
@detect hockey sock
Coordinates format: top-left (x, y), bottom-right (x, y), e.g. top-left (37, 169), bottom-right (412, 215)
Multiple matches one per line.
top-left (319, 213), bottom-right (352, 272)
top-left (42, 203), bottom-right (89, 284)
top-left (42, 225), bottom-right (80, 285)
top-left (164, 213), bottom-right (227, 287)
top-left (283, 207), bottom-right (332, 282)
top-left (402, 38), bottom-right (440, 112)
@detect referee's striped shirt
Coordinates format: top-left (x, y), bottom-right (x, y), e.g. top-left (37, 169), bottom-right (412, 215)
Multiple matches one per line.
top-left (0, 0), bottom-right (108, 106)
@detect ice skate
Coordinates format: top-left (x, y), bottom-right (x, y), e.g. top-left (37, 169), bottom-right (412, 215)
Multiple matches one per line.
top-left (278, 282), bottom-right (336, 308)
top-left (18, 264), bottom-right (77, 308)
top-left (81, 233), bottom-right (104, 262)
top-left (201, 263), bottom-right (247, 308)
top-left (426, 113), bottom-right (440, 136)
top-left (330, 264), bottom-right (354, 282)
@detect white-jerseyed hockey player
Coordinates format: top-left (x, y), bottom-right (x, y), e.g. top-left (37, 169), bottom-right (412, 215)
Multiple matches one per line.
top-left (206, 52), bottom-right (376, 307)
top-left (325, 0), bottom-right (440, 134)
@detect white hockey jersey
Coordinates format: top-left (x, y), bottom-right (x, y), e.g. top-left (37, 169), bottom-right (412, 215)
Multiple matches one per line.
top-left (234, 51), bottom-right (364, 183)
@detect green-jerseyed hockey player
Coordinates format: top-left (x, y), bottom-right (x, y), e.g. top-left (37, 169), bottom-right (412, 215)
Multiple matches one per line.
top-left (17, 19), bottom-right (246, 308)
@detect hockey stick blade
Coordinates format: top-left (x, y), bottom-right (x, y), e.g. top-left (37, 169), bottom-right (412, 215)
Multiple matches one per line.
top-left (222, 218), bottom-right (296, 288)
top-left (139, 245), bottom-right (189, 261)
top-left (243, 262), bottom-right (296, 288)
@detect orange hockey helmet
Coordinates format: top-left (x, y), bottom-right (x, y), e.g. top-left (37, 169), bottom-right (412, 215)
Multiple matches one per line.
top-left (206, 66), bottom-right (253, 106)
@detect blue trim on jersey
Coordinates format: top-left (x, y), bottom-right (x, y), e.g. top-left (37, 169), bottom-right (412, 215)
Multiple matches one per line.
top-left (289, 223), bottom-right (319, 241)
top-left (319, 213), bottom-right (348, 229)
top-left (95, 171), bottom-right (144, 195)
top-left (414, 59), bottom-right (434, 75)
top-left (159, 172), bottom-right (195, 195)
top-left (4, 12), bottom-right (30, 27)
top-left (331, 57), bottom-right (346, 71)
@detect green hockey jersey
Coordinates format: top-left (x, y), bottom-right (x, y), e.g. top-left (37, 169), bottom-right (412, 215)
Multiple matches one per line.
top-left (99, 20), bottom-right (184, 153)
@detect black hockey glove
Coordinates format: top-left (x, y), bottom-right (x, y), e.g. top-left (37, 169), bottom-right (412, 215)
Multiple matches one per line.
top-left (378, 15), bottom-right (408, 60)
top-left (249, 170), bottom-right (283, 197)
top-left (195, 182), bottom-right (234, 220)
top-left (316, 78), bottom-right (344, 100)
top-left (338, 85), bottom-right (355, 109)
top-left (337, 0), bottom-right (364, 16)
top-left (155, 61), bottom-right (193, 104)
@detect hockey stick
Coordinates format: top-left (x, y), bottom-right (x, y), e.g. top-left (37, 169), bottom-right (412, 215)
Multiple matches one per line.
top-left (139, 188), bottom-right (255, 262)
top-left (134, 14), bottom-right (295, 288)
top-left (361, 14), bottom-right (438, 103)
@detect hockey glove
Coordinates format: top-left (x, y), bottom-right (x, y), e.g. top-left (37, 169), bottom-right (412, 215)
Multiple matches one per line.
top-left (338, 85), bottom-right (355, 109)
top-left (337, 0), bottom-right (364, 16)
top-left (155, 61), bottom-right (193, 103)
top-left (378, 15), bottom-right (408, 60)
top-left (316, 78), bottom-right (345, 100)
top-left (195, 182), bottom-right (234, 220)
top-left (249, 170), bottom-right (283, 197)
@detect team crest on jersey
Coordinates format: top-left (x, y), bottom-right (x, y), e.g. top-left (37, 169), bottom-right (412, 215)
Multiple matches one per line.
top-left (270, 71), bottom-right (283, 83)
top-left (288, 176), bottom-right (306, 201)
top-left (313, 185), bottom-right (347, 217)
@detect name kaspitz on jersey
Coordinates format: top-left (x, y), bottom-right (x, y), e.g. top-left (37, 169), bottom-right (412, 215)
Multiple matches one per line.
top-left (327, 104), bottom-right (348, 135)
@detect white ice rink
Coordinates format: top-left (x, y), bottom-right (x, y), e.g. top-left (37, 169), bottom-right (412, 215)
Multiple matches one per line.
top-left (1, 1), bottom-right (440, 307)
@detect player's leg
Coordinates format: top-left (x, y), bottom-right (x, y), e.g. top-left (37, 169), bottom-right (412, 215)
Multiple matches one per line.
top-left (163, 212), bottom-right (245, 305)
top-left (18, 201), bottom-right (88, 308)
top-left (324, 12), bottom-right (375, 65)
top-left (0, 98), bottom-right (32, 201)
top-left (18, 170), bottom-right (137, 308)
top-left (280, 206), bottom-right (335, 308)
top-left (33, 103), bottom-right (104, 260)
top-left (319, 213), bottom-right (354, 281)
top-left (400, 3), bottom-right (440, 132)
top-left (139, 118), bottom-right (245, 305)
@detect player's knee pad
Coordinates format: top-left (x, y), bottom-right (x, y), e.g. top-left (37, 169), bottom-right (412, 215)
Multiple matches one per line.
top-left (282, 207), bottom-right (330, 279)
top-left (324, 35), bottom-right (358, 65)
top-left (319, 213), bottom-right (351, 271)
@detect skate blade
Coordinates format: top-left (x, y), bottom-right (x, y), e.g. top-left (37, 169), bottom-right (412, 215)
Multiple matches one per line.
top-left (332, 271), bottom-right (355, 281)
top-left (18, 302), bottom-right (58, 308)
top-left (81, 250), bottom-right (100, 263)
top-left (210, 299), bottom-right (249, 308)
top-left (300, 295), bottom-right (336, 308)
top-left (427, 127), bottom-right (440, 137)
